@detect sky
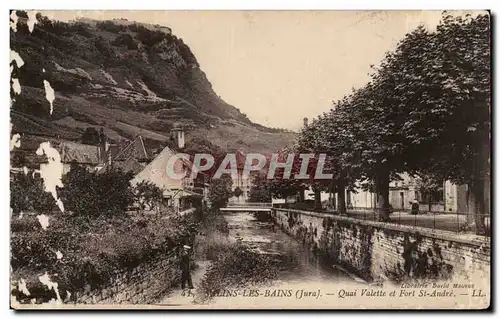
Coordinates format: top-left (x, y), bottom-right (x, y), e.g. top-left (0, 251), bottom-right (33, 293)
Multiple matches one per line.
top-left (39, 10), bottom-right (450, 130)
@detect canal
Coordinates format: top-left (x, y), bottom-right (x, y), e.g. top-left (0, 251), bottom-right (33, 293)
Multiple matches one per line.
top-left (224, 212), bottom-right (352, 284)
top-left (161, 211), bottom-right (361, 308)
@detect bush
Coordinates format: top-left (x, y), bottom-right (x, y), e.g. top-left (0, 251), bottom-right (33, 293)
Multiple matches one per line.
top-left (10, 212), bottom-right (198, 304)
top-left (94, 36), bottom-right (117, 58)
top-left (111, 33), bottom-right (138, 50)
top-left (10, 173), bottom-right (56, 216)
top-left (133, 24), bottom-right (168, 47)
top-left (208, 177), bottom-right (233, 210)
top-left (60, 165), bottom-right (135, 217)
top-left (133, 181), bottom-right (163, 210)
top-left (198, 243), bottom-right (278, 300)
top-left (96, 21), bottom-right (128, 34)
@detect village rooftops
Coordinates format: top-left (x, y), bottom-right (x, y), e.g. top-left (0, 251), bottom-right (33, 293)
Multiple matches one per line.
top-left (58, 141), bottom-right (102, 165)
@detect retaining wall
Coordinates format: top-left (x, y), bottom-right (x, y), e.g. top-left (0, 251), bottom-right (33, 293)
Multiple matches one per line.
top-left (272, 208), bottom-right (490, 282)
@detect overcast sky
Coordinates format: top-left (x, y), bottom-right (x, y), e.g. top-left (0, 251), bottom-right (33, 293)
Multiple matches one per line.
top-left (41, 10), bottom-right (450, 130)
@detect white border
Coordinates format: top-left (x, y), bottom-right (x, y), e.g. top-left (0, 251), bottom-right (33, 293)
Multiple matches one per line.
top-left (2, 1), bottom-right (498, 318)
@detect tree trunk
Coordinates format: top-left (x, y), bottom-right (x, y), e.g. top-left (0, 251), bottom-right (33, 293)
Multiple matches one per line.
top-left (314, 188), bottom-right (321, 209)
top-left (465, 185), bottom-right (475, 226)
top-left (471, 179), bottom-right (486, 235)
top-left (337, 184), bottom-right (346, 215)
top-left (428, 193), bottom-right (432, 214)
top-left (470, 128), bottom-right (489, 235)
top-left (375, 168), bottom-right (390, 221)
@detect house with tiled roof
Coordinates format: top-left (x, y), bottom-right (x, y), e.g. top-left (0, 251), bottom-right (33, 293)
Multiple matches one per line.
top-left (54, 138), bottom-right (113, 174)
top-left (130, 125), bottom-right (208, 213)
top-left (101, 135), bottom-right (151, 175)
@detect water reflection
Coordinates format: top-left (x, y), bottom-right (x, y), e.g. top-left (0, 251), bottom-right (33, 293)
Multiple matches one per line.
top-left (224, 212), bottom-right (350, 284)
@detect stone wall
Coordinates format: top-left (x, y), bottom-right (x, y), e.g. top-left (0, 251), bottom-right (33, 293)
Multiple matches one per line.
top-left (272, 208), bottom-right (490, 283)
top-left (75, 253), bottom-right (181, 304)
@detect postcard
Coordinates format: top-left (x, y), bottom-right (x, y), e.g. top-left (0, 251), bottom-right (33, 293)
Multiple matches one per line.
top-left (9, 10), bottom-right (491, 310)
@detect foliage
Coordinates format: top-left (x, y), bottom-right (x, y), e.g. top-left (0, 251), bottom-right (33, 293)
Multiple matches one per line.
top-left (248, 172), bottom-right (272, 202)
top-left (198, 242), bottom-right (278, 300)
top-left (262, 150), bottom-right (306, 201)
top-left (111, 33), bottom-right (139, 50)
top-left (296, 12), bottom-right (490, 226)
top-left (10, 212), bottom-right (198, 304)
top-left (10, 172), bottom-right (56, 216)
top-left (59, 165), bottom-right (135, 217)
top-left (133, 181), bottom-right (164, 210)
top-left (94, 36), bottom-right (117, 59)
top-left (183, 136), bottom-right (227, 179)
top-left (96, 20), bottom-right (128, 34)
top-left (414, 173), bottom-right (443, 211)
top-left (208, 176), bottom-right (233, 210)
top-left (132, 24), bottom-right (169, 48)
top-left (195, 211), bottom-right (230, 261)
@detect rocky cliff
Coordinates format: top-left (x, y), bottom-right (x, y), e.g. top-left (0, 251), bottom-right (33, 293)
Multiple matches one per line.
top-left (10, 11), bottom-right (295, 154)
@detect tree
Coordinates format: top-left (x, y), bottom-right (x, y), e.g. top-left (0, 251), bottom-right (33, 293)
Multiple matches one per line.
top-left (10, 171), bottom-right (55, 215)
top-left (264, 149), bottom-right (306, 204)
top-left (248, 172), bottom-right (272, 203)
top-left (10, 173), bottom-right (31, 216)
top-left (208, 176), bottom-right (233, 210)
top-left (183, 136), bottom-right (227, 180)
top-left (297, 106), bottom-right (361, 214)
top-left (134, 181), bottom-right (163, 211)
top-left (11, 153), bottom-right (27, 168)
top-left (60, 165), bottom-right (135, 217)
top-left (414, 174), bottom-right (443, 213)
top-left (373, 13), bottom-right (490, 232)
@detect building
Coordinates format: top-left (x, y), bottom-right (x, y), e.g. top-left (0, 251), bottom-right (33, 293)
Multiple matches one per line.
top-left (343, 174), bottom-right (460, 213)
top-left (101, 135), bottom-right (150, 175)
top-left (57, 140), bottom-right (107, 174)
top-left (228, 150), bottom-right (254, 203)
top-left (130, 125), bottom-right (206, 212)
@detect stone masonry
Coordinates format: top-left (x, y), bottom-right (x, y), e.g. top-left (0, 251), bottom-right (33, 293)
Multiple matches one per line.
top-left (272, 208), bottom-right (490, 283)
top-left (75, 253), bottom-right (181, 305)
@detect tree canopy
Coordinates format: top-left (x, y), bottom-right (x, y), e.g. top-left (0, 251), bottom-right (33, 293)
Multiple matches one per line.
top-left (291, 12), bottom-right (490, 227)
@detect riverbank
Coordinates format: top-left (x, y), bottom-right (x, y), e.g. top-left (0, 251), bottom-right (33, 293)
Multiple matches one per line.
top-left (171, 211), bottom-right (351, 305)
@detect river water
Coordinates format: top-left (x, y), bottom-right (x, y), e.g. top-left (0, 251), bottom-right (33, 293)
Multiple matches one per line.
top-left (161, 211), bottom-right (362, 308)
top-left (223, 212), bottom-right (352, 286)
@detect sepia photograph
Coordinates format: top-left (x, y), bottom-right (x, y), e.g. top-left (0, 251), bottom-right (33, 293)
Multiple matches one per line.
top-left (8, 9), bottom-right (491, 310)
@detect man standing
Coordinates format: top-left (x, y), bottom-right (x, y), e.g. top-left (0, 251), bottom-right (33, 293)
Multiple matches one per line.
top-left (180, 245), bottom-right (194, 290)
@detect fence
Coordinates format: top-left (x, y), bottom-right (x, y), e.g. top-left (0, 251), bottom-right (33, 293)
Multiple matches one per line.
top-left (227, 202), bottom-right (273, 208)
top-left (277, 203), bottom-right (491, 239)
top-left (346, 209), bottom-right (491, 238)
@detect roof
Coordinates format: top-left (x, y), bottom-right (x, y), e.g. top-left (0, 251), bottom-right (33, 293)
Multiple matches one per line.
top-left (131, 145), bottom-right (199, 191)
top-left (113, 136), bottom-right (149, 162)
top-left (163, 188), bottom-right (202, 198)
top-left (112, 157), bottom-right (145, 175)
top-left (58, 141), bottom-right (100, 165)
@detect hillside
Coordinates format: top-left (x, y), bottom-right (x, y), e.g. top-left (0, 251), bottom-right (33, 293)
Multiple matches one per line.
top-left (9, 11), bottom-right (296, 155)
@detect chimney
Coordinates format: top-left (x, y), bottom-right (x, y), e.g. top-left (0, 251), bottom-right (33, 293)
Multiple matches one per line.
top-left (303, 117), bottom-right (308, 129)
top-left (172, 123), bottom-right (185, 149)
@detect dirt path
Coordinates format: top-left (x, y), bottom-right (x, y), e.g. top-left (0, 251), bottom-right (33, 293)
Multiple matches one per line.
top-left (158, 260), bottom-right (211, 306)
